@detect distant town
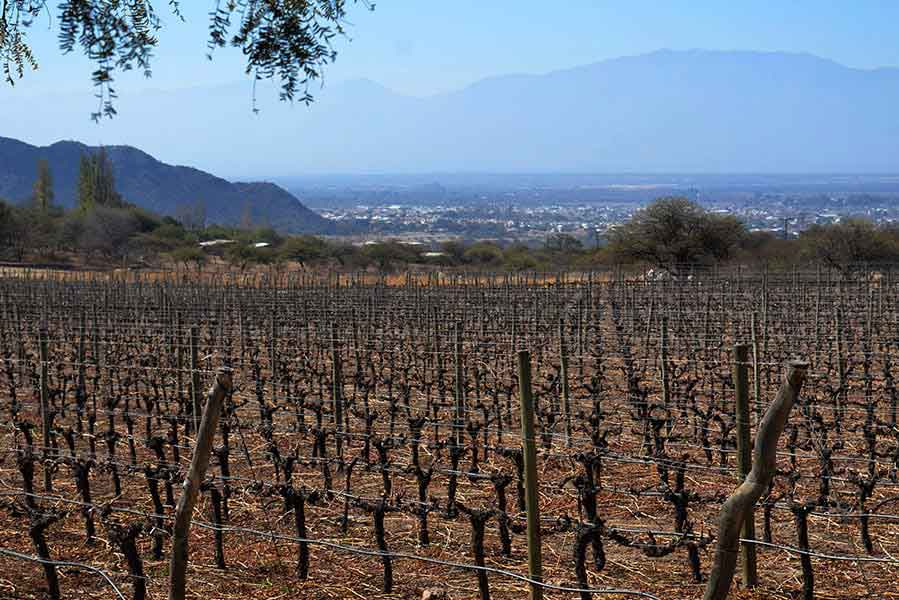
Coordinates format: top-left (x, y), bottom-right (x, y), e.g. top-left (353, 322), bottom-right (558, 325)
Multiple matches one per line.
top-left (286, 174), bottom-right (899, 246)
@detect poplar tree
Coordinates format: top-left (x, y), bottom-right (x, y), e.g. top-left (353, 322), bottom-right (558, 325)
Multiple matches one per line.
top-left (77, 155), bottom-right (96, 212)
top-left (77, 148), bottom-right (122, 212)
top-left (31, 159), bottom-right (54, 212)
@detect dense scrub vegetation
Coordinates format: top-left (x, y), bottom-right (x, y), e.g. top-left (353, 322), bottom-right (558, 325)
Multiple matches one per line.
top-left (4, 157), bottom-right (899, 274)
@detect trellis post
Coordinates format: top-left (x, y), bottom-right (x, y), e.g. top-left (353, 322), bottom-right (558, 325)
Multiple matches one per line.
top-left (517, 350), bottom-right (543, 600)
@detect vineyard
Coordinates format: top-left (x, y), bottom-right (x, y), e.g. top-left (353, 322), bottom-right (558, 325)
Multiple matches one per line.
top-left (2, 267), bottom-right (899, 600)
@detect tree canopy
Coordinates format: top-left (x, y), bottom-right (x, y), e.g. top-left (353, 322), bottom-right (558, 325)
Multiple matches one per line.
top-left (607, 197), bottom-right (745, 271)
top-left (1, 1), bottom-right (372, 119)
top-left (7, 156), bottom-right (899, 276)
top-left (799, 219), bottom-right (899, 274)
top-left (78, 148), bottom-right (123, 211)
top-left (31, 159), bottom-right (54, 211)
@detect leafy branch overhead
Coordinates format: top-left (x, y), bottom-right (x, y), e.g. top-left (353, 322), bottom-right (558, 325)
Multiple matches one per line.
top-left (0, 0), bottom-right (373, 120)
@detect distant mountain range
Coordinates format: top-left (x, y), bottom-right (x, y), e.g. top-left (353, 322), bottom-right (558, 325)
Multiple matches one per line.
top-left (2, 49), bottom-right (899, 175)
top-left (0, 137), bottom-right (334, 233)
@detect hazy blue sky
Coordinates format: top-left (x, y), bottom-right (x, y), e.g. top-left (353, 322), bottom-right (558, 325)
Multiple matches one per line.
top-left (5, 2), bottom-right (899, 177)
top-left (10, 1), bottom-right (899, 97)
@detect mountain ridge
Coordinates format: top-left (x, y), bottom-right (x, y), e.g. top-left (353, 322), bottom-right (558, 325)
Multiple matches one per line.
top-left (0, 136), bottom-right (334, 233)
top-left (3, 49), bottom-right (899, 174)
top-left (351, 49), bottom-right (899, 99)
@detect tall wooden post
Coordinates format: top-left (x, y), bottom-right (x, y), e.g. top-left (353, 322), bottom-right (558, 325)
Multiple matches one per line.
top-left (835, 308), bottom-right (846, 430)
top-left (559, 319), bottom-right (573, 447)
top-left (517, 350), bottom-right (543, 600)
top-left (454, 323), bottom-right (465, 448)
top-left (660, 316), bottom-right (670, 406)
top-left (270, 313), bottom-right (278, 416)
top-left (39, 327), bottom-right (52, 492)
top-left (189, 325), bottom-right (201, 435)
top-left (704, 360), bottom-right (809, 600)
top-left (813, 273), bottom-right (822, 363)
top-left (77, 309), bottom-right (86, 407)
top-left (169, 368), bottom-right (233, 600)
top-left (175, 312), bottom-right (183, 424)
top-left (750, 313), bottom-right (762, 424)
top-left (331, 322), bottom-right (344, 463)
top-left (733, 343), bottom-right (757, 587)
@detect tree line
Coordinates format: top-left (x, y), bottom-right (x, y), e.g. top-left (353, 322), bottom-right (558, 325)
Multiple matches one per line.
top-left (1, 157), bottom-right (898, 273)
top-left (0, 151), bottom-right (161, 263)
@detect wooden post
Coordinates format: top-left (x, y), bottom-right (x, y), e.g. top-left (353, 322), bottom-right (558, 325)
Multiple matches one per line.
top-left (659, 316), bottom-right (670, 406)
top-left (644, 295), bottom-right (655, 357)
top-left (454, 323), bottom-right (465, 448)
top-left (168, 367), bottom-right (233, 600)
top-left (835, 308), bottom-right (846, 431)
top-left (77, 309), bottom-right (86, 410)
top-left (704, 360), bottom-right (809, 600)
top-left (750, 313), bottom-right (761, 424)
top-left (331, 322), bottom-right (344, 463)
top-left (559, 319), bottom-right (573, 447)
top-left (270, 313), bottom-right (278, 415)
top-left (189, 326), bottom-right (201, 435)
top-left (813, 274), bottom-right (822, 363)
top-left (517, 350), bottom-right (543, 600)
top-left (733, 343), bottom-right (757, 587)
top-left (762, 274), bottom-right (770, 387)
top-left (175, 312), bottom-right (183, 424)
top-left (38, 327), bottom-right (52, 492)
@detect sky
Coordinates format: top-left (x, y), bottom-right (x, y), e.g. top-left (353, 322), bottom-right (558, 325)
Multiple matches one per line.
top-left (4, 2), bottom-right (899, 177)
top-left (9, 1), bottom-right (899, 98)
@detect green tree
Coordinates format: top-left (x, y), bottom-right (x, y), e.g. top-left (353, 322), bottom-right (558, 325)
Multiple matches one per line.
top-left (280, 235), bottom-right (329, 267)
top-left (799, 219), bottom-right (898, 275)
top-left (224, 243), bottom-right (274, 271)
top-left (440, 240), bottom-right (467, 265)
top-left (698, 212), bottom-right (746, 261)
top-left (735, 231), bottom-right (796, 267)
top-left (608, 197), bottom-right (745, 271)
top-left (0, 199), bottom-right (18, 253)
top-left (170, 246), bottom-right (206, 272)
top-left (31, 159), bottom-right (54, 211)
top-left (464, 241), bottom-right (504, 266)
top-left (502, 243), bottom-right (541, 271)
top-left (2, 2), bottom-right (372, 119)
top-left (544, 234), bottom-right (584, 254)
top-left (328, 243), bottom-right (368, 269)
top-left (363, 241), bottom-right (420, 272)
top-left (78, 149), bottom-right (123, 211)
top-left (542, 233), bottom-right (587, 267)
top-left (77, 154), bottom-right (96, 212)
top-left (92, 147), bottom-right (122, 208)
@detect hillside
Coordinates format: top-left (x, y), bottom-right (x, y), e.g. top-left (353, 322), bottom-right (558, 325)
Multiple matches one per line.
top-left (0, 137), bottom-right (334, 233)
top-left (2, 50), bottom-right (899, 174)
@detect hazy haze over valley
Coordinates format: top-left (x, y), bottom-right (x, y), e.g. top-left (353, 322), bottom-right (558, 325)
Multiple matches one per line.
top-left (4, 49), bottom-right (899, 177)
